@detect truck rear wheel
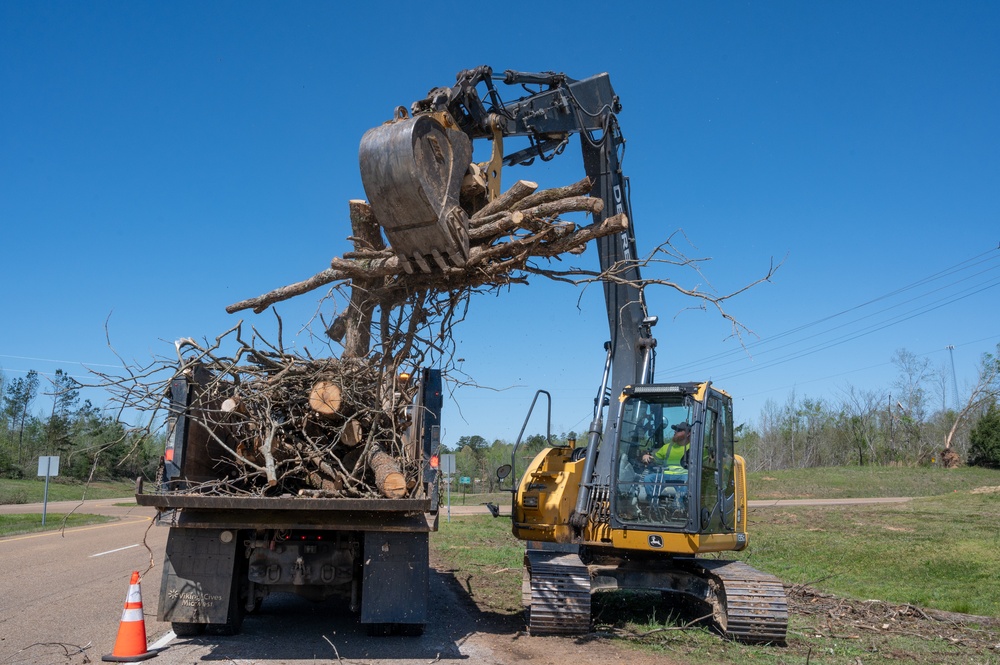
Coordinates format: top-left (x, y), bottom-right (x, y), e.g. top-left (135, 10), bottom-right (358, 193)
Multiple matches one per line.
top-left (366, 623), bottom-right (424, 637)
top-left (172, 622), bottom-right (205, 637)
top-left (211, 558), bottom-right (249, 635)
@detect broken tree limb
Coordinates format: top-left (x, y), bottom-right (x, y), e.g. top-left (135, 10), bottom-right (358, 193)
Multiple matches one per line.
top-left (536, 212), bottom-right (628, 257)
top-left (226, 267), bottom-right (347, 314)
top-left (225, 176), bottom-right (619, 319)
top-left (472, 179), bottom-right (538, 220)
top-left (510, 176), bottom-right (592, 212)
top-left (347, 200), bottom-right (386, 252)
top-left (341, 201), bottom-right (383, 357)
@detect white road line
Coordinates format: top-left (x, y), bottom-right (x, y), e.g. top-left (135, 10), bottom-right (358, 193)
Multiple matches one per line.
top-left (89, 543), bottom-right (140, 557)
top-left (149, 631), bottom-right (175, 650)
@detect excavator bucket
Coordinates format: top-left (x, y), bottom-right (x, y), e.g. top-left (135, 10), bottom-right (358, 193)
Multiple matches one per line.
top-left (359, 115), bottom-right (472, 274)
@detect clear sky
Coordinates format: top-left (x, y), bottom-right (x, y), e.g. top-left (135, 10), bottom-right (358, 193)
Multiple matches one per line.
top-left (2, 1), bottom-right (998, 446)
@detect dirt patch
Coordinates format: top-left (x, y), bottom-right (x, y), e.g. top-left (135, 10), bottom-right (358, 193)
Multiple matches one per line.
top-left (787, 583), bottom-right (1000, 651)
top-left (971, 485), bottom-right (1000, 494)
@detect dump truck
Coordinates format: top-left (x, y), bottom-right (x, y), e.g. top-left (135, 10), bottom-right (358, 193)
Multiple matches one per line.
top-left (136, 367), bottom-right (444, 636)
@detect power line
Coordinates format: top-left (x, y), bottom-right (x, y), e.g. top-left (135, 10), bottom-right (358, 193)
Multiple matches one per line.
top-left (735, 333), bottom-right (1000, 403)
top-left (714, 275), bottom-right (1000, 382)
top-left (0, 353), bottom-right (121, 369)
top-left (666, 246), bottom-right (1000, 377)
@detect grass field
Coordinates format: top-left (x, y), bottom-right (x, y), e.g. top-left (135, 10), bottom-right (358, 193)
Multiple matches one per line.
top-left (747, 465), bottom-right (1000, 500)
top-left (0, 478), bottom-right (136, 505)
top-left (0, 513), bottom-right (117, 537)
top-left (432, 466), bottom-right (1000, 664)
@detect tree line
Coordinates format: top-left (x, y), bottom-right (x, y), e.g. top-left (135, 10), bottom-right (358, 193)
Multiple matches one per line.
top-left (0, 369), bottom-right (160, 482)
top-left (4, 343), bottom-right (998, 487)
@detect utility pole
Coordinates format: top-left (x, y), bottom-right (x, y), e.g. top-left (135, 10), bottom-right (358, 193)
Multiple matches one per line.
top-left (946, 345), bottom-right (960, 411)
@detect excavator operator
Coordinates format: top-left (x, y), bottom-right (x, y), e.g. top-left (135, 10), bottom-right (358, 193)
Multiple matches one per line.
top-left (640, 422), bottom-right (691, 506)
top-left (642, 422), bottom-right (691, 470)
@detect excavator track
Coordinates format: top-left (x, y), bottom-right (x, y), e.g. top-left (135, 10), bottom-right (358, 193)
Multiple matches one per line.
top-left (524, 550), bottom-right (591, 635)
top-left (696, 559), bottom-right (788, 644)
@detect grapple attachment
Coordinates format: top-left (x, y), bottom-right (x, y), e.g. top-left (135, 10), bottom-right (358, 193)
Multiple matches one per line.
top-left (359, 114), bottom-right (472, 273)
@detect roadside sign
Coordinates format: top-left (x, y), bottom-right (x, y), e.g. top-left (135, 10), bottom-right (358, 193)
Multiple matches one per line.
top-left (439, 453), bottom-right (456, 475)
top-left (459, 476), bottom-right (471, 485)
top-left (37, 455), bottom-right (60, 526)
top-left (37, 456), bottom-right (60, 477)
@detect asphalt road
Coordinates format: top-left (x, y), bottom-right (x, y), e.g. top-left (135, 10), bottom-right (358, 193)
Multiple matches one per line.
top-left (0, 501), bottom-right (170, 665)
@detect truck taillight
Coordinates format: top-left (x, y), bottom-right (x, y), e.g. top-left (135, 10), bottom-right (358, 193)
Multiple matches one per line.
top-left (430, 455), bottom-right (439, 469)
top-left (164, 447), bottom-right (174, 462)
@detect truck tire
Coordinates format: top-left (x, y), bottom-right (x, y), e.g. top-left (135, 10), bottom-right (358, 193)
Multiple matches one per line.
top-left (398, 623), bottom-right (425, 637)
top-left (172, 622), bottom-right (205, 637)
top-left (207, 549), bottom-right (249, 636)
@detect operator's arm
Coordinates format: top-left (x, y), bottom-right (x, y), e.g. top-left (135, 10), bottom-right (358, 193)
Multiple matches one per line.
top-left (642, 444), bottom-right (669, 464)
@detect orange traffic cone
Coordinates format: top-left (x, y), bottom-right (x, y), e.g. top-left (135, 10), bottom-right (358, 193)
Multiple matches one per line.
top-left (103, 571), bottom-right (160, 662)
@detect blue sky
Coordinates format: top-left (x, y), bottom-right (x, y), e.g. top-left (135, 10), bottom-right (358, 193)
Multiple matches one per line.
top-left (2, 1), bottom-right (998, 445)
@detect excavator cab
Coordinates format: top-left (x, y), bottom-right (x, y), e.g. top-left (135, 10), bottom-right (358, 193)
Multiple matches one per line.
top-left (613, 392), bottom-right (693, 528)
top-left (610, 383), bottom-right (741, 544)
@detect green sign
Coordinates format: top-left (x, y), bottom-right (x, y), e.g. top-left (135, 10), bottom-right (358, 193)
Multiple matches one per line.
top-left (459, 476), bottom-right (471, 485)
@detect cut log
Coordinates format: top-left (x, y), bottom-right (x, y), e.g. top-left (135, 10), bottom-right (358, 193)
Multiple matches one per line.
top-left (309, 381), bottom-right (343, 417)
top-left (221, 396), bottom-right (246, 415)
top-left (342, 419), bottom-right (363, 447)
top-left (369, 445), bottom-right (407, 499)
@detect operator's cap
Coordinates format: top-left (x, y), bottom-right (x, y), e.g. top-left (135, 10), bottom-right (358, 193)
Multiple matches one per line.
top-left (671, 422), bottom-right (691, 432)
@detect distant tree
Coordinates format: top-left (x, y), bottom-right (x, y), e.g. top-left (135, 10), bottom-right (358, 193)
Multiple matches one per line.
top-left (3, 370), bottom-right (39, 467)
top-left (893, 348), bottom-right (932, 422)
top-left (968, 403), bottom-right (1000, 469)
top-left (839, 386), bottom-right (889, 466)
top-left (43, 369), bottom-right (80, 457)
top-left (892, 349), bottom-right (935, 463)
top-left (944, 344), bottom-right (1000, 467)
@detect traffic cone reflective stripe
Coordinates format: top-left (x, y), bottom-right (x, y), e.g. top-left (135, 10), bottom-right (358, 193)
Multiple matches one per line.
top-left (103, 571), bottom-right (159, 662)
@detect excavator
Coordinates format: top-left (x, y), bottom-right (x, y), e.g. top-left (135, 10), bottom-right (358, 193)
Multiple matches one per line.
top-left (358, 66), bottom-right (788, 644)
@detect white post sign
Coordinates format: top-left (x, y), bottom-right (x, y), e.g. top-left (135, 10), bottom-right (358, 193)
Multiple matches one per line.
top-left (37, 455), bottom-right (60, 526)
top-left (440, 453), bottom-right (456, 521)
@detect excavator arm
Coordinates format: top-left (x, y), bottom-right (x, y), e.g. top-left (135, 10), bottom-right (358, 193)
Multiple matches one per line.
top-left (360, 67), bottom-right (788, 644)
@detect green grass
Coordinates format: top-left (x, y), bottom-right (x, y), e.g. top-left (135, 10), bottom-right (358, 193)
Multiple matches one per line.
top-left (0, 513), bottom-right (117, 537)
top-left (741, 489), bottom-right (1000, 617)
top-left (431, 469), bottom-right (1000, 664)
top-left (748, 465), bottom-right (1000, 500)
top-left (434, 514), bottom-right (524, 615)
top-left (0, 478), bottom-right (136, 505)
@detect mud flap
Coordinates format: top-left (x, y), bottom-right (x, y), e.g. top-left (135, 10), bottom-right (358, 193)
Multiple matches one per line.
top-left (360, 532), bottom-right (428, 626)
top-left (158, 527), bottom-right (239, 625)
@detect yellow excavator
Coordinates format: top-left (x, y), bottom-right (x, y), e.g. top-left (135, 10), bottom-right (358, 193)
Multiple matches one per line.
top-left (359, 66), bottom-right (788, 644)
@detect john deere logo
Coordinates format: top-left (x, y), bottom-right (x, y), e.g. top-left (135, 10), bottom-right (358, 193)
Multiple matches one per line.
top-left (648, 534), bottom-right (663, 548)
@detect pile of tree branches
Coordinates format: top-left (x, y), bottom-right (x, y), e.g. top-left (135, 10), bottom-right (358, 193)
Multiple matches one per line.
top-left (98, 325), bottom-right (419, 498)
